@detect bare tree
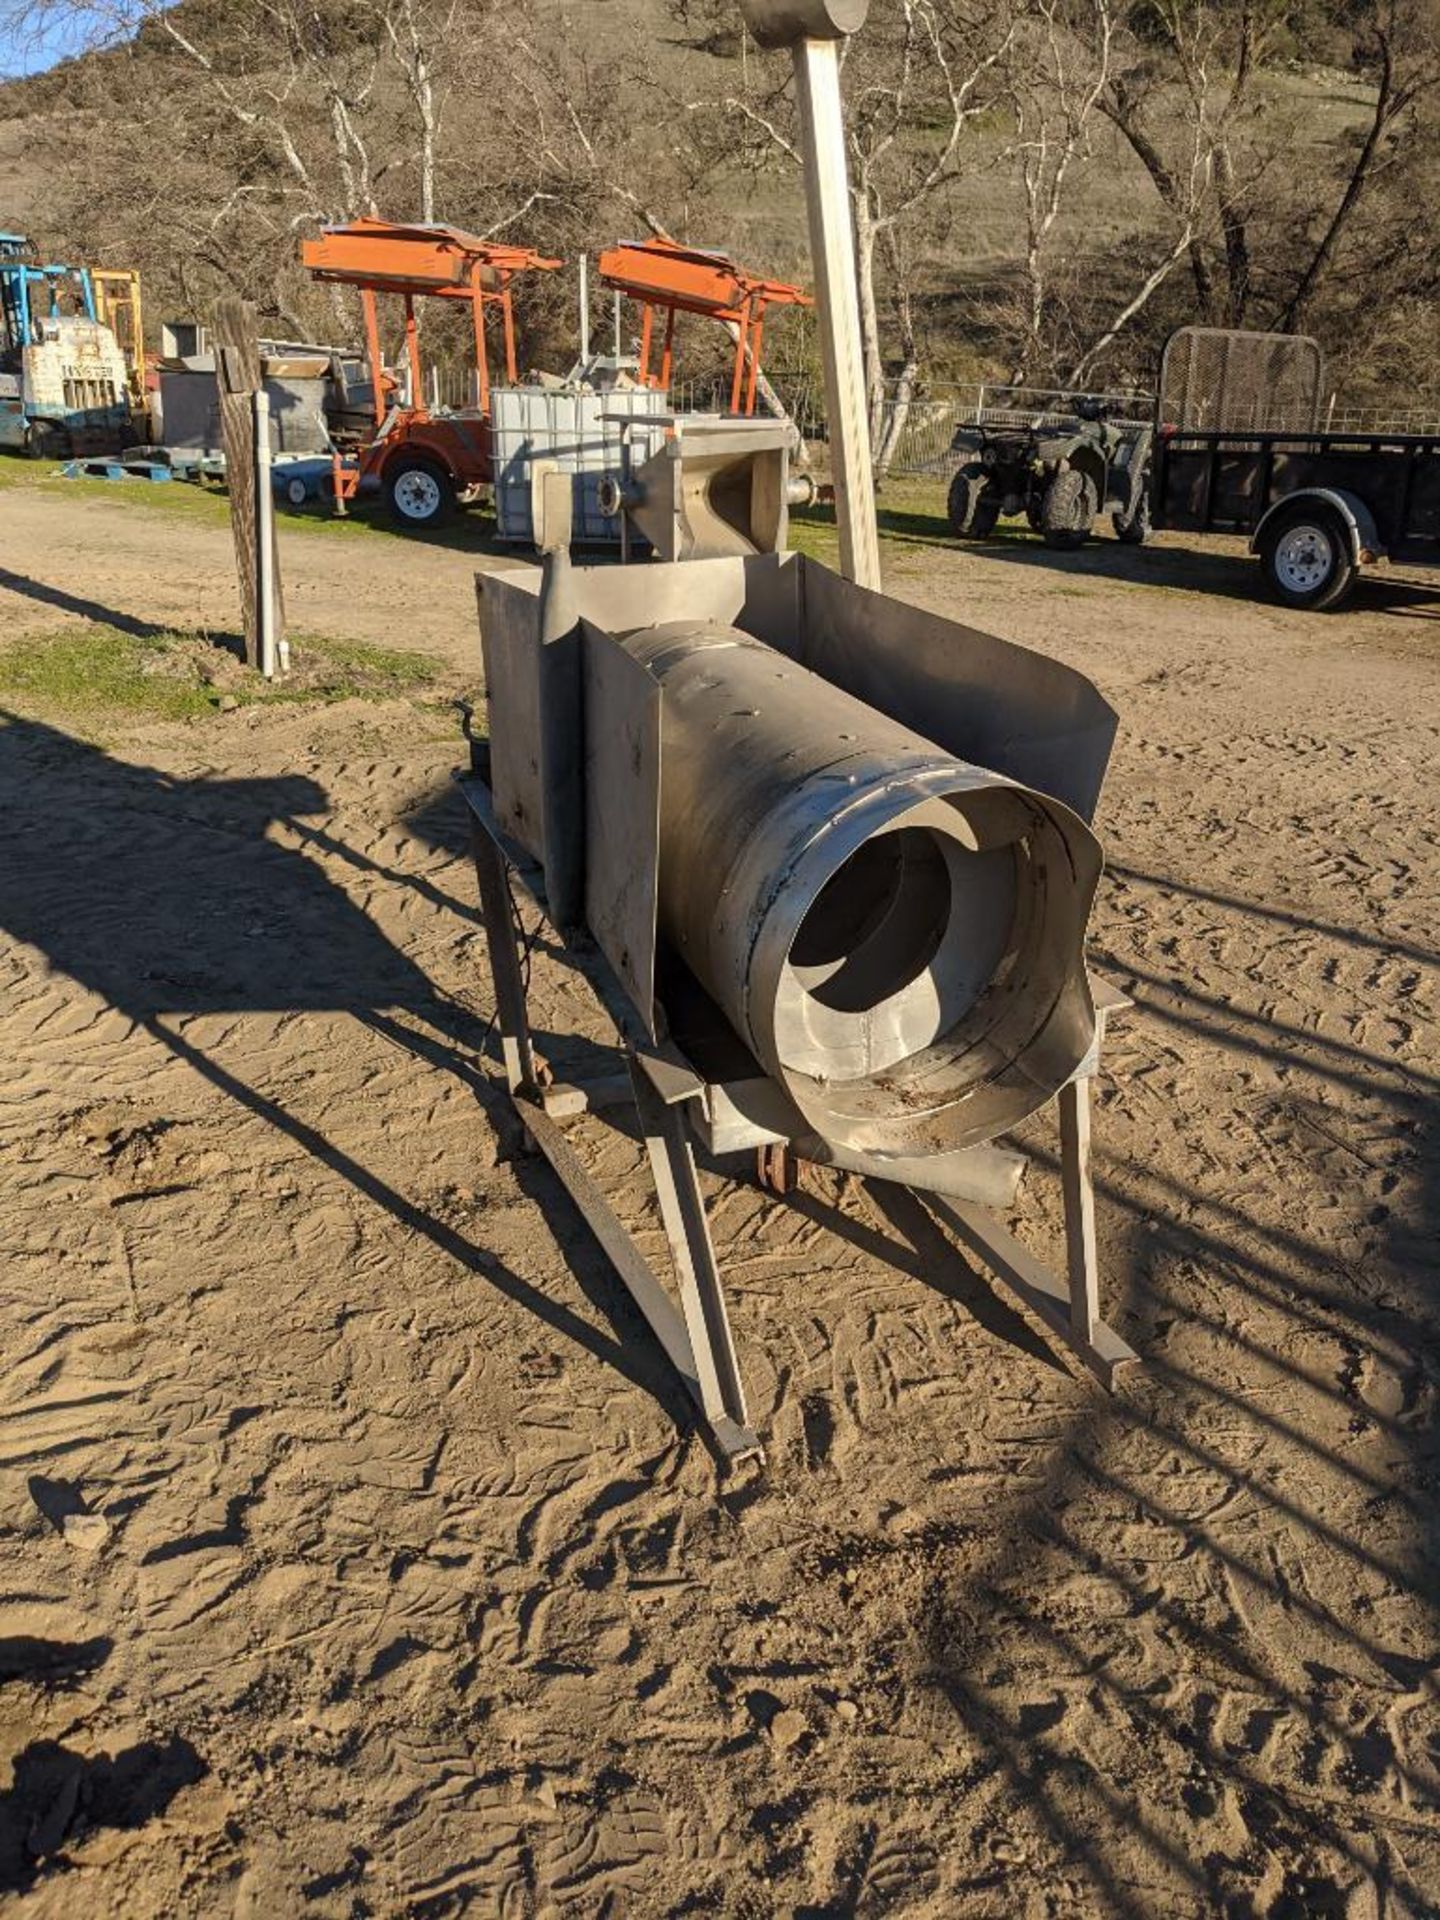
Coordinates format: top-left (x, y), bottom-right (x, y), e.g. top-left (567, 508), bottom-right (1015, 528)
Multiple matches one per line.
top-left (1277, 0), bottom-right (1440, 330)
top-left (686, 0), bottom-right (1018, 435)
top-left (997, 0), bottom-right (1117, 381)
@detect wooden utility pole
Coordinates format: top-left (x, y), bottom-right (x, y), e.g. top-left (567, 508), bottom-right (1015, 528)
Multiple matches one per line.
top-left (213, 296), bottom-right (283, 673)
top-left (737, 0), bottom-right (881, 590)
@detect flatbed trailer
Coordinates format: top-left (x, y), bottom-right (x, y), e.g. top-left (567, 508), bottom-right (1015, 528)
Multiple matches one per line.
top-left (1148, 327), bottom-right (1440, 610)
top-left (1153, 425), bottom-right (1440, 610)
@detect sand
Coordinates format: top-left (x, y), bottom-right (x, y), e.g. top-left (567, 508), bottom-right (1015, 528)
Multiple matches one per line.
top-left (0, 484), bottom-right (1436, 1917)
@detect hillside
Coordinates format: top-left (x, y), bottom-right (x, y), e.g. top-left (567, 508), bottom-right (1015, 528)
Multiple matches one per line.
top-left (0, 0), bottom-right (1433, 405)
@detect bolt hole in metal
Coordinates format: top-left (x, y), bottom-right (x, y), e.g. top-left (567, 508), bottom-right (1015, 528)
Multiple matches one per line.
top-left (1274, 523), bottom-right (1334, 592)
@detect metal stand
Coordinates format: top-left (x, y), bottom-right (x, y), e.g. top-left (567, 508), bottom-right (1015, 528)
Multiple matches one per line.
top-left (461, 775), bottom-right (1137, 1466)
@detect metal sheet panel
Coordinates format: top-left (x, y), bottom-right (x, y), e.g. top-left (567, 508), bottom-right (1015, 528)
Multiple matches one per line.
top-left (478, 572), bottom-right (547, 865)
top-left (795, 558), bottom-right (1117, 822)
top-left (583, 624), bottom-right (661, 1038)
top-left (479, 552), bottom-right (802, 655)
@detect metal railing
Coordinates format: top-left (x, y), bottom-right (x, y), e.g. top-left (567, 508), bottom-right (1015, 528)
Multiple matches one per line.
top-left (1321, 402), bottom-right (1440, 436)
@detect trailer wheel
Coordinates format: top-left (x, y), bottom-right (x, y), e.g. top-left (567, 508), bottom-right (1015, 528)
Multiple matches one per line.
top-left (1259, 503), bottom-right (1356, 611)
top-left (1040, 467), bottom-right (1096, 549)
top-left (385, 455), bottom-right (455, 530)
top-left (946, 462), bottom-right (995, 539)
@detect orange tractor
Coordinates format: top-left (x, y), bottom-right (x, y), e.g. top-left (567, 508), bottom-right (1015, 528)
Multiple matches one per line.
top-left (300, 217), bottom-right (560, 529)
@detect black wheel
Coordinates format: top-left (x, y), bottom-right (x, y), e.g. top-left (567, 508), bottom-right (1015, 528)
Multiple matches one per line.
top-left (1041, 467), bottom-right (1097, 549)
top-left (1112, 491), bottom-right (1151, 546)
top-left (971, 494), bottom-right (1001, 538)
top-left (384, 454), bottom-right (455, 529)
top-left (26, 420), bottom-right (69, 462)
top-left (283, 474), bottom-right (310, 508)
top-left (1259, 503), bottom-right (1356, 611)
top-left (946, 462), bottom-right (994, 539)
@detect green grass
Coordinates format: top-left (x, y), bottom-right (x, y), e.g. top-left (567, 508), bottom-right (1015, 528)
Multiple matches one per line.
top-left (0, 620), bottom-right (446, 734)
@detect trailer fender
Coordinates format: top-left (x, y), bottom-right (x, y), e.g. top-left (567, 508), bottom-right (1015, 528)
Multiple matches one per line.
top-left (1251, 488), bottom-right (1383, 566)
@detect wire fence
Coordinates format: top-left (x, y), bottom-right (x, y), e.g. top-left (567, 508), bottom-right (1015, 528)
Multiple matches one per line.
top-left (424, 362), bottom-right (1184, 484)
top-left (1320, 402), bottom-right (1440, 436)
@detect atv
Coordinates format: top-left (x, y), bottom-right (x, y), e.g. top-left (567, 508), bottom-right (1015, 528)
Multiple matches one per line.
top-left (947, 397), bottom-right (1153, 550)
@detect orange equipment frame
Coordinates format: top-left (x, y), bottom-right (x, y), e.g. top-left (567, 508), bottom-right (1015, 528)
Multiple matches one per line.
top-left (597, 238), bottom-right (810, 416)
top-left (300, 217), bottom-right (561, 506)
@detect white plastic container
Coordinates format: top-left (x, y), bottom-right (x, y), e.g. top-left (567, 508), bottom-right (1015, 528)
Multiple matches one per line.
top-left (489, 383), bottom-right (670, 544)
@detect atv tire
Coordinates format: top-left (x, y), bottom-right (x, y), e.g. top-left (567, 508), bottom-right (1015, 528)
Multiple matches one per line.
top-left (1041, 467), bottom-right (1096, 550)
top-left (1112, 491), bottom-right (1151, 546)
top-left (946, 462), bottom-right (995, 539)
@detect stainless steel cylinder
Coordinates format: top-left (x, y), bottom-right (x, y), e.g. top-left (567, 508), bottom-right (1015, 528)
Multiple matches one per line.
top-left (620, 620), bottom-right (1103, 1157)
top-left (739, 0), bottom-right (871, 47)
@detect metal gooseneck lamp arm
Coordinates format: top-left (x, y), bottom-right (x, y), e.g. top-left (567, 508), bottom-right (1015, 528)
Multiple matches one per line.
top-left (738, 0), bottom-right (882, 591)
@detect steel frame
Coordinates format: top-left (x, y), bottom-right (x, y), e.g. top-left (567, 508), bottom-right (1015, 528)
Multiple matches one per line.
top-left (460, 772), bottom-right (1138, 1468)
top-left (300, 219), bottom-right (561, 508)
top-left (597, 238), bottom-right (810, 417)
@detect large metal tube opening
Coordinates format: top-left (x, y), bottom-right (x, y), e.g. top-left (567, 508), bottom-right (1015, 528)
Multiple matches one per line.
top-left (788, 827), bottom-right (950, 1014)
top-left (623, 617), bottom-right (1101, 1158)
top-left (770, 796), bottom-right (1034, 1095)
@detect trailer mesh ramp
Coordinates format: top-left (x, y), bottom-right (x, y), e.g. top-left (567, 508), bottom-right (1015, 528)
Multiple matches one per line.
top-left (1160, 327), bottom-right (1323, 433)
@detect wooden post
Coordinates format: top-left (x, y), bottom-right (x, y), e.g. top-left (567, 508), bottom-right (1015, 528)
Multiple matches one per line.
top-left (738, 2), bottom-right (880, 587)
top-left (791, 35), bottom-right (881, 588)
top-left (214, 295), bottom-right (283, 673)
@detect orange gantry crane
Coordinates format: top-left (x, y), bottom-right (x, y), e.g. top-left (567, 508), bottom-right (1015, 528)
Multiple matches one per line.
top-left (301, 216), bottom-right (561, 528)
top-left (597, 237), bottom-right (810, 416)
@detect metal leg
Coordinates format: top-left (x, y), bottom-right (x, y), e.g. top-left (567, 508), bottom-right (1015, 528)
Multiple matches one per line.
top-left (931, 1061), bottom-right (1138, 1391)
top-left (466, 806), bottom-right (760, 1465)
top-left (628, 1058), bottom-right (759, 1459)
top-left (1059, 1075), bottom-right (1100, 1347)
top-left (471, 819), bottom-right (537, 1096)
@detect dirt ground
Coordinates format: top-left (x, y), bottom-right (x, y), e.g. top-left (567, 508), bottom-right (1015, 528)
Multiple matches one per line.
top-left (0, 477), bottom-right (1437, 1919)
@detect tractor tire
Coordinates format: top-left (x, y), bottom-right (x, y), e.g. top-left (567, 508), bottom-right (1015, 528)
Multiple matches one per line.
top-left (1112, 491), bottom-right (1151, 546)
top-left (946, 462), bottom-right (994, 539)
top-left (1041, 467), bottom-right (1096, 550)
top-left (1258, 502), bottom-right (1357, 612)
top-left (384, 454), bottom-right (455, 530)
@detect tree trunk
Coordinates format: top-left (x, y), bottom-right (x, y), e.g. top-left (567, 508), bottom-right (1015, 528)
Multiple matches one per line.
top-left (873, 258), bottom-right (917, 480)
top-left (1103, 99), bottom-right (1218, 319)
top-left (852, 190), bottom-right (886, 442)
top-left (1278, 37), bottom-right (1394, 331)
top-left (1215, 146), bottom-right (1251, 325)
